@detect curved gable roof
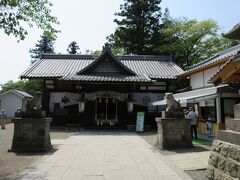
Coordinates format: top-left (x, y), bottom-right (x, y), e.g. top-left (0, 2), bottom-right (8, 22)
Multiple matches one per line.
top-left (77, 50), bottom-right (136, 76)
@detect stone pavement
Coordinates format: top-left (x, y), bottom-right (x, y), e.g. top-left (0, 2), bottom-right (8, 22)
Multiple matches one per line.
top-left (11, 131), bottom-right (192, 180)
top-left (139, 132), bottom-right (211, 171)
top-left (163, 150), bottom-right (210, 171)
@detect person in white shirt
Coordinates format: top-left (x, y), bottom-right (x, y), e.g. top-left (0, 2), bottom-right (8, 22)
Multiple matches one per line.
top-left (187, 107), bottom-right (198, 139)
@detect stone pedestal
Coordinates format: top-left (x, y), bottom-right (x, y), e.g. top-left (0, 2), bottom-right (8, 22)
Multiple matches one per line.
top-left (9, 118), bottom-right (52, 152)
top-left (155, 111), bottom-right (192, 150)
top-left (207, 103), bottom-right (240, 179)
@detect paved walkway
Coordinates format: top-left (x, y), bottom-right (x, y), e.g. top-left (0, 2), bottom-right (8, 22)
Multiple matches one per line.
top-left (13, 131), bottom-right (192, 180)
top-left (139, 132), bottom-right (211, 170)
top-left (164, 151), bottom-right (210, 171)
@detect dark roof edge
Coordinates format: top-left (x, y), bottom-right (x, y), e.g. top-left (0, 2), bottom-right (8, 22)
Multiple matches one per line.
top-left (185, 54), bottom-right (219, 70)
top-left (41, 54), bottom-right (97, 59)
top-left (14, 89), bottom-right (33, 98)
top-left (39, 53), bottom-right (172, 61)
top-left (116, 55), bottom-right (172, 60)
top-left (222, 23), bottom-right (240, 39)
top-left (185, 43), bottom-right (240, 71)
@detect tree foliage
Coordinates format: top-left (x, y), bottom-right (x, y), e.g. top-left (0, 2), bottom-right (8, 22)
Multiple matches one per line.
top-left (156, 18), bottom-right (238, 68)
top-left (0, 80), bottom-right (43, 95)
top-left (29, 34), bottom-right (55, 62)
top-left (0, 0), bottom-right (59, 41)
top-left (108, 0), bottom-right (163, 55)
top-left (67, 41), bottom-right (80, 54)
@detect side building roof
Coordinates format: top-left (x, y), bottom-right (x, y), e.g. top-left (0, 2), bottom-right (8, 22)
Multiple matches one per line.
top-left (222, 22), bottom-right (240, 40)
top-left (20, 52), bottom-right (184, 83)
top-left (178, 44), bottom-right (240, 79)
top-left (0, 89), bottom-right (33, 99)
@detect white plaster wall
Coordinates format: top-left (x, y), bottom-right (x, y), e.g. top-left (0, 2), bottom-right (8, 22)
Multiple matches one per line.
top-left (0, 93), bottom-right (22, 117)
top-left (203, 67), bottom-right (219, 87)
top-left (190, 66), bottom-right (221, 89)
top-left (49, 92), bottom-right (80, 110)
top-left (190, 71), bottom-right (204, 89)
top-left (50, 91), bottom-right (129, 110)
top-left (133, 93), bottom-right (164, 106)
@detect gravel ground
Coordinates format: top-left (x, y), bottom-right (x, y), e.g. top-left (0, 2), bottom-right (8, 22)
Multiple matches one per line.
top-left (0, 123), bottom-right (75, 179)
top-left (138, 131), bottom-right (208, 180)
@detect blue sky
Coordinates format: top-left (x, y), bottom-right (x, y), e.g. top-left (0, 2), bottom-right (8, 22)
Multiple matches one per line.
top-left (0, 0), bottom-right (239, 85)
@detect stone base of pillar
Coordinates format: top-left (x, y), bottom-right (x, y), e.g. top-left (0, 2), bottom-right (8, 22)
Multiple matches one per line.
top-left (9, 118), bottom-right (52, 152)
top-left (155, 116), bottom-right (193, 150)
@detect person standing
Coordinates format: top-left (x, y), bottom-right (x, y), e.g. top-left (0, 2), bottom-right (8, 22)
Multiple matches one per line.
top-left (0, 109), bottom-right (7, 129)
top-left (187, 107), bottom-right (198, 139)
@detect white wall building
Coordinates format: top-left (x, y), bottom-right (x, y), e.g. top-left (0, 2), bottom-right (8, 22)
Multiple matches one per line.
top-left (0, 89), bottom-right (33, 117)
top-left (153, 44), bottom-right (240, 136)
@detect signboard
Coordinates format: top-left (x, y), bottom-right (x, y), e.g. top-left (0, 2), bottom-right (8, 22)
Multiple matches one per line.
top-left (136, 112), bottom-right (145, 132)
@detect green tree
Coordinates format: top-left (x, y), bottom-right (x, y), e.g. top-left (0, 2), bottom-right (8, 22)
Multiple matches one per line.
top-left (156, 18), bottom-right (238, 68)
top-left (108, 0), bottom-right (163, 55)
top-left (0, 80), bottom-right (25, 92)
top-left (67, 41), bottom-right (80, 54)
top-left (0, 80), bottom-right (42, 95)
top-left (0, 0), bottom-right (59, 40)
top-left (29, 34), bottom-right (55, 62)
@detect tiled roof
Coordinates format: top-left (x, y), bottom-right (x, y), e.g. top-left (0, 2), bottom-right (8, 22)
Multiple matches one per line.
top-left (0, 89), bottom-right (33, 99)
top-left (211, 53), bottom-right (240, 84)
top-left (77, 51), bottom-right (136, 76)
top-left (222, 22), bottom-right (240, 40)
top-left (21, 54), bottom-right (184, 82)
top-left (179, 44), bottom-right (240, 78)
top-left (14, 89), bottom-right (33, 98)
top-left (62, 74), bottom-right (152, 82)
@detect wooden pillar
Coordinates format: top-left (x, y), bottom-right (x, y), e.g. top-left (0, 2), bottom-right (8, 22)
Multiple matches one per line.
top-left (216, 96), bottom-right (222, 123)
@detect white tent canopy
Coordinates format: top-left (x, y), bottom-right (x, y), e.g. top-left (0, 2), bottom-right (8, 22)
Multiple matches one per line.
top-left (152, 84), bottom-right (228, 106)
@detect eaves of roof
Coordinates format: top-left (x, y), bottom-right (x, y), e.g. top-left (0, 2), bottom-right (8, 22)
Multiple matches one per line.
top-left (222, 22), bottom-right (240, 40)
top-left (60, 73), bottom-right (153, 83)
top-left (178, 44), bottom-right (240, 79)
top-left (210, 54), bottom-right (240, 85)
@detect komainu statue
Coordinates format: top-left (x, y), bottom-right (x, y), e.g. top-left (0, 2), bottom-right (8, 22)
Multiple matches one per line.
top-left (165, 93), bottom-right (181, 111)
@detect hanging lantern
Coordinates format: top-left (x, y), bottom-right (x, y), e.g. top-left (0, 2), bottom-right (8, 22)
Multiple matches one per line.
top-left (128, 101), bottom-right (134, 112)
top-left (99, 97), bottom-right (102, 103)
top-left (127, 93), bottom-right (134, 112)
top-left (79, 101), bottom-right (85, 112)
